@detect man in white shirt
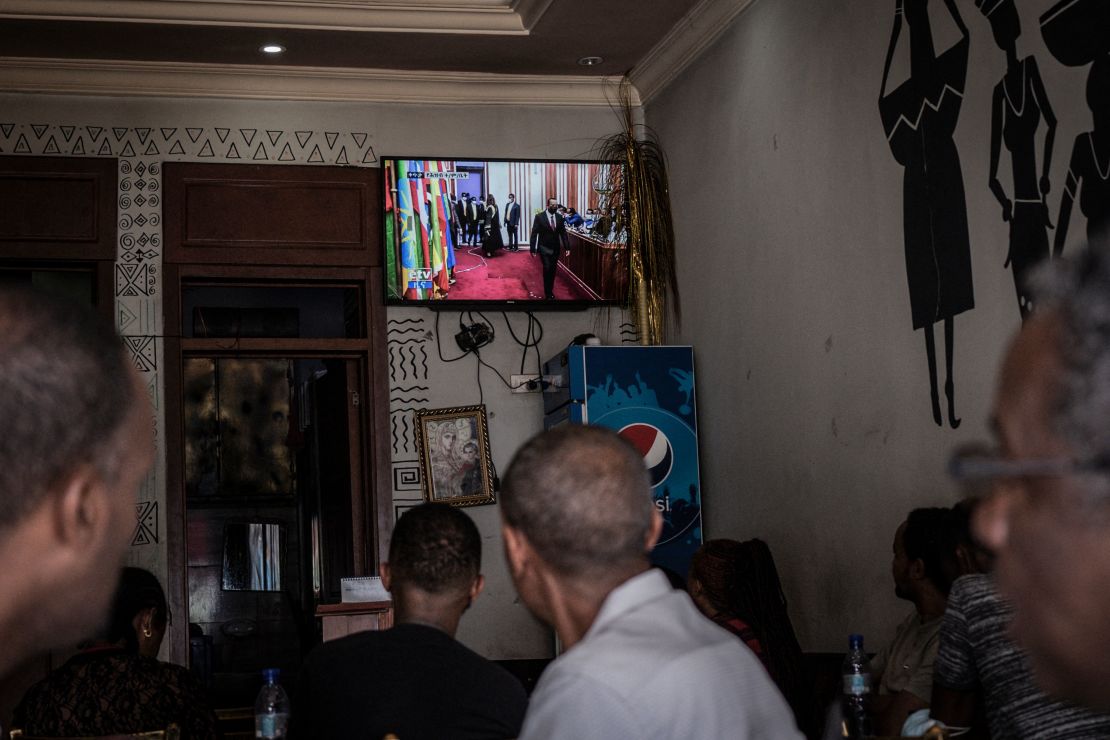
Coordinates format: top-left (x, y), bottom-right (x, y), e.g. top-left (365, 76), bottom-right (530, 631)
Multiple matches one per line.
top-left (499, 424), bottom-right (801, 740)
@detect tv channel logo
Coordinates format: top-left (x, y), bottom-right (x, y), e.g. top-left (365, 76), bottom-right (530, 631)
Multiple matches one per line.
top-left (407, 267), bottom-right (434, 290)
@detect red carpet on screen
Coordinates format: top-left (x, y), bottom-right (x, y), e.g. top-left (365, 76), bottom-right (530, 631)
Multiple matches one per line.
top-left (444, 245), bottom-right (591, 302)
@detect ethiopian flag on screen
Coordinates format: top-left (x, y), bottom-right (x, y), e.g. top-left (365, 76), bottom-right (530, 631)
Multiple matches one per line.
top-left (395, 160), bottom-right (432, 300)
top-left (391, 159), bottom-right (460, 299)
top-left (384, 161), bottom-right (398, 299)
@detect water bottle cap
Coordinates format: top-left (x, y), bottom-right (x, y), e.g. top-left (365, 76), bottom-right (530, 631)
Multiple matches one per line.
top-left (849, 633), bottom-right (864, 649)
top-left (262, 668), bottom-right (280, 683)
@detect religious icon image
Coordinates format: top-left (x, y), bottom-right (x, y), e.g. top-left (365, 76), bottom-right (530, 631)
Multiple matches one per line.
top-left (415, 405), bottom-right (495, 507)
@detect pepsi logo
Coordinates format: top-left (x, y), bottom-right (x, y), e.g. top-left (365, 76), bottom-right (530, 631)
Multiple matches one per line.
top-left (618, 423), bottom-right (673, 487)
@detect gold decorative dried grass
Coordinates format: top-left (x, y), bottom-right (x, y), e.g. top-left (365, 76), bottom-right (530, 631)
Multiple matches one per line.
top-left (593, 77), bottom-right (680, 345)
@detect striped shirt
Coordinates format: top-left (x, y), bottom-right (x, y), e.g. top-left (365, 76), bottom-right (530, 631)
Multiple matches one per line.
top-left (935, 574), bottom-right (1110, 739)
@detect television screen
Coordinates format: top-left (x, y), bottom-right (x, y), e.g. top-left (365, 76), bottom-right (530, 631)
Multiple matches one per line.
top-left (383, 157), bottom-right (627, 307)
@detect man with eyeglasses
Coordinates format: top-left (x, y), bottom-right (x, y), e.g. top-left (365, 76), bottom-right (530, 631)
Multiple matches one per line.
top-left (961, 240), bottom-right (1110, 711)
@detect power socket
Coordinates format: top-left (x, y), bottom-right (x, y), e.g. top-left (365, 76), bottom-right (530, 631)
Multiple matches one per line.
top-left (511, 374), bottom-right (561, 393)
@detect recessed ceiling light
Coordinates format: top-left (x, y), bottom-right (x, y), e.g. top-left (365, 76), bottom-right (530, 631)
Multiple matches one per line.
top-left (261, 44), bottom-right (286, 54)
top-left (577, 56), bottom-right (604, 67)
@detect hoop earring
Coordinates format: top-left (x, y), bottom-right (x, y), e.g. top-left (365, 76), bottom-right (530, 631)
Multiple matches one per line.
top-left (142, 625), bottom-right (153, 638)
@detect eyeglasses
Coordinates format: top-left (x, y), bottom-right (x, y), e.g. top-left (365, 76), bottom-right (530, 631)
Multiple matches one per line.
top-left (947, 449), bottom-right (1110, 481)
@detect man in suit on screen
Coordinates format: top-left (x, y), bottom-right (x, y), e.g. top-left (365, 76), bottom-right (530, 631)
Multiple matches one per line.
top-left (530, 197), bottom-right (570, 300)
top-left (457, 193), bottom-right (471, 247)
top-left (449, 193), bottom-right (462, 249)
top-left (504, 193), bottom-right (521, 251)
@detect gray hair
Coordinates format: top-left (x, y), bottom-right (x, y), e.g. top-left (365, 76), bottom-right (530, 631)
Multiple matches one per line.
top-left (500, 425), bottom-right (655, 578)
top-left (1031, 240), bottom-right (1110, 461)
top-left (0, 288), bottom-right (134, 529)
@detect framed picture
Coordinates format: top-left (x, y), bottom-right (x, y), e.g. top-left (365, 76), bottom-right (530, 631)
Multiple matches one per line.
top-left (414, 405), bottom-right (495, 507)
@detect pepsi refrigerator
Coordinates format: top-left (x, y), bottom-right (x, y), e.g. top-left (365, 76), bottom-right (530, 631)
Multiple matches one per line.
top-left (543, 345), bottom-right (703, 578)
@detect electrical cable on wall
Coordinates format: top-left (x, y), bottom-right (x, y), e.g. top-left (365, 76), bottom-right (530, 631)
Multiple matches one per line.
top-left (433, 310), bottom-right (553, 401)
top-left (503, 311), bottom-right (545, 380)
top-left (433, 312), bottom-right (471, 364)
top-left (428, 311), bottom-right (552, 491)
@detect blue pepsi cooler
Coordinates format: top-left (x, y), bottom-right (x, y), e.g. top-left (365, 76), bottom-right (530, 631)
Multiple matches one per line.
top-left (543, 345), bottom-right (703, 578)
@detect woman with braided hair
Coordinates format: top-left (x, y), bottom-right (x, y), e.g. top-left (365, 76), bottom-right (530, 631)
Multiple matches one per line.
top-left (689, 539), bottom-right (809, 732)
top-left (689, 539), bottom-right (768, 666)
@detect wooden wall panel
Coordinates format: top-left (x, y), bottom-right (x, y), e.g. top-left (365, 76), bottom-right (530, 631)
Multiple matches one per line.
top-left (163, 162), bottom-right (380, 266)
top-left (0, 156), bottom-right (116, 260)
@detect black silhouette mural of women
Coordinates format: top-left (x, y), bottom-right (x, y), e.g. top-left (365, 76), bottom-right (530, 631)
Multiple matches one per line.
top-left (1041, 0), bottom-right (1110, 256)
top-left (879, 0), bottom-right (973, 429)
top-left (980, 0), bottom-right (1057, 320)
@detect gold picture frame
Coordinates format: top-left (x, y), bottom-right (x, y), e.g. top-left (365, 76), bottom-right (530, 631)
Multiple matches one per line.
top-left (414, 405), bottom-right (494, 507)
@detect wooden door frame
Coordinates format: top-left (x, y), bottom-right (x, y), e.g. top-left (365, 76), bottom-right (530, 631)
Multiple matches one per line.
top-left (162, 262), bottom-right (390, 665)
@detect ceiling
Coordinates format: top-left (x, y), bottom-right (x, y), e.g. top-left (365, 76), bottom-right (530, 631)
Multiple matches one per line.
top-left (0, 0), bottom-right (756, 105)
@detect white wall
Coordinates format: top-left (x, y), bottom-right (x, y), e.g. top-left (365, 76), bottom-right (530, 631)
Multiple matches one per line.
top-left (0, 92), bottom-right (632, 660)
top-left (645, 0), bottom-right (1092, 651)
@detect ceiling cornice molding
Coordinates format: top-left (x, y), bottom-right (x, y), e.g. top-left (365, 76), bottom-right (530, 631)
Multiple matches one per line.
top-left (0, 0), bottom-right (532, 35)
top-left (0, 57), bottom-right (640, 107)
top-left (511, 0), bottom-right (556, 30)
top-left (630, 0), bottom-right (756, 104)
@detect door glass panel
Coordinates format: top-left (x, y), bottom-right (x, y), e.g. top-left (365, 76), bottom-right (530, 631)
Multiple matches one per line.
top-left (185, 356), bottom-right (356, 707)
top-left (184, 358), bottom-right (294, 500)
top-left (182, 284), bottom-right (363, 338)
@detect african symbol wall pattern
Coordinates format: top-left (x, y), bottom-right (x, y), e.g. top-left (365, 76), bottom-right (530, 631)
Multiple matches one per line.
top-left (387, 317), bottom-right (432, 502)
top-left (0, 116), bottom-right (631, 545)
top-left (0, 120), bottom-right (381, 577)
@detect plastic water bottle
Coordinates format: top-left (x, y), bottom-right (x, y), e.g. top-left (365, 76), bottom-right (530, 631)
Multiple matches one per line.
top-left (841, 634), bottom-right (873, 738)
top-left (254, 668), bottom-right (290, 739)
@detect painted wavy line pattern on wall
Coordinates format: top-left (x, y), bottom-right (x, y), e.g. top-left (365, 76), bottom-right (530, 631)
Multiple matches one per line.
top-left (387, 317), bottom-right (430, 471)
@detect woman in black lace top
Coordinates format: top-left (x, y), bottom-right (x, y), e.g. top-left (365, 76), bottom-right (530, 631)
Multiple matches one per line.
top-left (14, 567), bottom-right (217, 739)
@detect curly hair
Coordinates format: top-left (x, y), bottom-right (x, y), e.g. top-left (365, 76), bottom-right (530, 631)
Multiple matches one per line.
top-left (903, 507), bottom-right (962, 595)
top-left (388, 503), bottom-right (481, 595)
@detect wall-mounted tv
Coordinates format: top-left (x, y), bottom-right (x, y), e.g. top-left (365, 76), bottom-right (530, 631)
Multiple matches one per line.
top-left (383, 157), bottom-right (628, 308)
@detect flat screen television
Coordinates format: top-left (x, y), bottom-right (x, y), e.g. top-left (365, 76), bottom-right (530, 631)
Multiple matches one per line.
top-left (382, 157), bottom-right (628, 308)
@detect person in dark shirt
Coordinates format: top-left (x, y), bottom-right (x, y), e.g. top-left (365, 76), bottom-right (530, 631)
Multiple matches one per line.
top-left (591, 207), bottom-right (613, 238)
top-left (14, 568), bottom-right (218, 739)
top-left (292, 502), bottom-right (527, 739)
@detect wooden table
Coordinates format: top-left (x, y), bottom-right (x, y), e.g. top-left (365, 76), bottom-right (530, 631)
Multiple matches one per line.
top-left (315, 600), bottom-right (393, 641)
